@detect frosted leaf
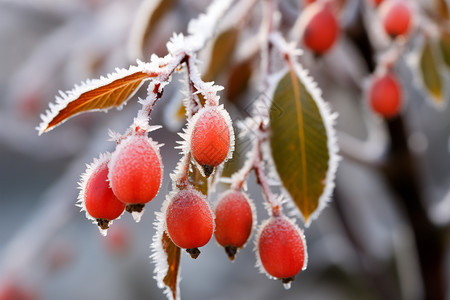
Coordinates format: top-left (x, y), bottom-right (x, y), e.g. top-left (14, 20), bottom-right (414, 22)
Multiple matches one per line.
top-left (186, 0), bottom-right (234, 51)
top-left (150, 192), bottom-right (181, 300)
top-left (37, 60), bottom-right (152, 135)
top-left (265, 54), bottom-right (340, 226)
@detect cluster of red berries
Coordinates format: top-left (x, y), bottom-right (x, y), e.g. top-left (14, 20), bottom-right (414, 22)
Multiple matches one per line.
top-left (79, 133), bottom-right (163, 233)
top-left (164, 184), bottom-right (307, 284)
top-left (78, 96), bottom-right (307, 284)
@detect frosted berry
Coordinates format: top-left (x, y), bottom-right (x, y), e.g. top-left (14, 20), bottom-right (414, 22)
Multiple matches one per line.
top-left (109, 134), bottom-right (163, 214)
top-left (165, 186), bottom-right (214, 258)
top-left (301, 3), bottom-right (339, 55)
top-left (381, 0), bottom-right (412, 38)
top-left (369, 72), bottom-right (402, 117)
top-left (257, 216), bottom-right (307, 285)
top-left (80, 154), bottom-right (125, 231)
top-left (214, 190), bottom-right (254, 260)
top-left (190, 106), bottom-right (232, 177)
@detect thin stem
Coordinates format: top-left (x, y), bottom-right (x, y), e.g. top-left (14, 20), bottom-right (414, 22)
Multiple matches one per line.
top-left (175, 152), bottom-right (192, 190)
top-left (186, 55), bottom-right (220, 107)
top-left (230, 125), bottom-right (279, 215)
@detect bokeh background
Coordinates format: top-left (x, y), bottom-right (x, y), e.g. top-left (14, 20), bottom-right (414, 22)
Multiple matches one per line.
top-left (1, 0), bottom-right (450, 299)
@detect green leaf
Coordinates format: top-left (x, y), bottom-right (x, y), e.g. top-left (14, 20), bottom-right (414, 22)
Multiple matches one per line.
top-left (439, 30), bottom-right (450, 68)
top-left (420, 40), bottom-right (444, 104)
top-left (270, 67), bottom-right (337, 223)
top-left (202, 28), bottom-right (239, 82)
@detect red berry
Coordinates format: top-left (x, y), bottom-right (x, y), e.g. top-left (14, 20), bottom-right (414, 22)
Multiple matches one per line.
top-left (256, 216), bottom-right (307, 284)
top-left (372, 0), bottom-right (384, 7)
top-left (381, 0), bottom-right (412, 38)
top-left (108, 134), bottom-right (163, 213)
top-left (165, 186), bottom-right (214, 258)
top-left (214, 190), bottom-right (254, 260)
top-left (369, 72), bottom-right (402, 117)
top-left (80, 153), bottom-right (126, 230)
top-left (301, 3), bottom-right (339, 54)
top-left (190, 106), bottom-right (232, 177)
top-left (104, 223), bottom-right (130, 255)
top-left (0, 280), bottom-right (38, 300)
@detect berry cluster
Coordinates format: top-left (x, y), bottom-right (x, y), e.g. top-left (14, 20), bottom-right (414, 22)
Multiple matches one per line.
top-left (78, 132), bottom-right (163, 234)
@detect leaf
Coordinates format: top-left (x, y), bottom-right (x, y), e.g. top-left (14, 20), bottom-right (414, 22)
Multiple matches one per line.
top-left (161, 232), bottom-right (181, 300)
top-left (225, 57), bottom-right (253, 101)
top-left (270, 66), bottom-right (338, 224)
top-left (129, 0), bottom-right (177, 59)
top-left (435, 0), bottom-right (449, 20)
top-left (439, 30), bottom-right (450, 68)
top-left (420, 40), bottom-right (444, 104)
top-left (202, 27), bottom-right (239, 81)
top-left (38, 65), bottom-right (155, 134)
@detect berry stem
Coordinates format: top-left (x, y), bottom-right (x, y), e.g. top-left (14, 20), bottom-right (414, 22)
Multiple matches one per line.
top-left (174, 152), bottom-right (192, 190)
top-left (230, 124), bottom-right (280, 215)
top-left (186, 55), bottom-right (220, 107)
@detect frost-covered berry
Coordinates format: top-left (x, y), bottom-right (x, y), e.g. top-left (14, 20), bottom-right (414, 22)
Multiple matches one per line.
top-left (368, 72), bottom-right (402, 117)
top-left (78, 153), bottom-right (125, 233)
top-left (108, 134), bottom-right (163, 215)
top-left (256, 215), bottom-right (307, 286)
top-left (380, 0), bottom-right (412, 38)
top-left (165, 186), bottom-right (214, 258)
top-left (301, 3), bottom-right (339, 55)
top-left (214, 190), bottom-right (255, 260)
top-left (190, 106), bottom-right (233, 177)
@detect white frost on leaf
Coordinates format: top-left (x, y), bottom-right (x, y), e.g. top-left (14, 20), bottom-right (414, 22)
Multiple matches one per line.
top-left (292, 63), bottom-right (340, 226)
top-left (268, 33), bottom-right (340, 226)
top-left (186, 0), bottom-right (234, 52)
top-left (150, 191), bottom-right (181, 300)
top-left (37, 60), bottom-right (153, 135)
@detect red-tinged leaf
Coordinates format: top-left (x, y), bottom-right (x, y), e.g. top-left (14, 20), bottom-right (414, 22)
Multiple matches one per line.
top-left (38, 66), bottom-right (155, 135)
top-left (162, 232), bottom-right (181, 300)
top-left (269, 65), bottom-right (338, 225)
top-left (435, 0), bottom-right (449, 20)
top-left (225, 57), bottom-right (254, 101)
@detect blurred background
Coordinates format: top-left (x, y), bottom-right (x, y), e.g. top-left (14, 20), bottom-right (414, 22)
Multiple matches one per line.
top-left (0, 0), bottom-right (449, 299)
